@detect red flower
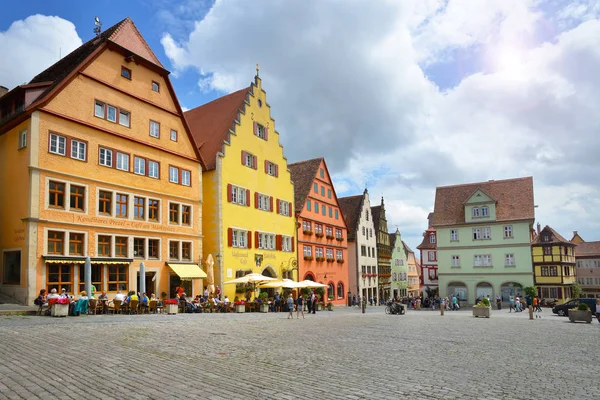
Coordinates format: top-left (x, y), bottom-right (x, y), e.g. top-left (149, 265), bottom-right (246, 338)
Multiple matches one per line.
top-left (164, 299), bottom-right (178, 305)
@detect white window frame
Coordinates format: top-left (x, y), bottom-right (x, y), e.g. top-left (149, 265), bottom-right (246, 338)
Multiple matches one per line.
top-left (152, 81), bottom-right (160, 92)
top-left (302, 221), bottom-right (311, 231)
top-left (18, 129), bottom-right (27, 149)
top-left (325, 226), bottom-right (333, 236)
top-left (303, 245), bottom-right (312, 257)
top-left (134, 157), bottom-right (146, 176)
top-left (231, 185), bottom-right (247, 206)
top-left (282, 236), bottom-right (292, 252)
top-left (181, 170), bottom-right (191, 186)
top-left (244, 153), bottom-right (254, 168)
top-left (267, 162), bottom-right (276, 176)
top-left (232, 229), bottom-right (248, 249)
top-left (148, 160), bottom-right (159, 179)
top-left (99, 148), bottom-right (113, 167)
top-left (170, 129), bottom-right (177, 141)
top-left (94, 100), bottom-right (105, 118)
top-left (472, 207), bottom-right (480, 218)
top-left (119, 110), bottom-right (130, 127)
top-left (481, 206), bottom-right (489, 217)
top-left (428, 251), bottom-right (436, 261)
top-left (451, 229), bottom-right (459, 241)
top-left (49, 133), bottom-right (66, 156)
top-left (505, 253), bottom-right (515, 266)
top-left (258, 233), bottom-right (275, 250)
top-left (169, 166), bottom-right (179, 183)
top-left (336, 229), bottom-right (342, 239)
top-left (116, 152), bottom-right (129, 171)
top-left (326, 248), bottom-right (333, 259)
top-left (280, 200), bottom-right (290, 216)
top-left (256, 123), bottom-right (265, 139)
top-left (315, 247), bottom-right (324, 258)
top-left (504, 225), bottom-right (513, 238)
top-left (71, 140), bottom-right (86, 161)
top-left (149, 121), bottom-right (160, 138)
top-left (336, 250), bottom-right (343, 260)
top-left (258, 194), bottom-right (270, 211)
top-left (107, 105), bottom-right (117, 123)
top-left (429, 235), bottom-right (435, 244)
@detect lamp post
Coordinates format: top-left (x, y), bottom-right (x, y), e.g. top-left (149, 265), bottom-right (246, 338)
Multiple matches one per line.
top-left (216, 253), bottom-right (222, 300)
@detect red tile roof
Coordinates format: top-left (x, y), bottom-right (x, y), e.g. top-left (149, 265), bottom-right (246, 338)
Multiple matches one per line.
top-left (532, 225), bottom-right (573, 245)
top-left (432, 177), bottom-right (534, 226)
top-left (575, 241), bottom-right (600, 257)
top-left (338, 194), bottom-right (364, 241)
top-left (184, 87), bottom-right (250, 171)
top-left (288, 158), bottom-right (323, 213)
top-left (416, 229), bottom-right (436, 250)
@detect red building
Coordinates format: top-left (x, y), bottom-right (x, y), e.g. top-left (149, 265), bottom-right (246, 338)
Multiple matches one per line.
top-left (289, 158), bottom-right (349, 305)
top-left (417, 213), bottom-right (438, 298)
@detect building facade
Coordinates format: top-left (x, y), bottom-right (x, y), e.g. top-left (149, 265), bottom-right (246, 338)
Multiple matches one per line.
top-left (433, 177), bottom-right (535, 304)
top-left (372, 198), bottom-right (392, 301)
top-left (289, 158), bottom-right (348, 305)
top-left (531, 225), bottom-right (576, 304)
top-left (185, 74), bottom-right (296, 301)
top-left (389, 229), bottom-right (409, 298)
top-left (404, 242), bottom-right (421, 298)
top-left (571, 232), bottom-right (600, 298)
top-left (0, 18), bottom-right (204, 304)
top-left (417, 224), bottom-right (438, 298)
top-left (339, 190), bottom-right (378, 303)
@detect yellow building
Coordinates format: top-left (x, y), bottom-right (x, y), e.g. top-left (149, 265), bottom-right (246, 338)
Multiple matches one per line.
top-left (185, 73), bottom-right (296, 301)
top-left (532, 225), bottom-right (576, 303)
top-left (0, 18), bottom-right (204, 304)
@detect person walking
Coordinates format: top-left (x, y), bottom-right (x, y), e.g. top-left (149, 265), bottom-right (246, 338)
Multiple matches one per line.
top-left (509, 296), bottom-right (515, 312)
top-left (296, 294), bottom-right (305, 319)
top-left (452, 295), bottom-right (457, 311)
top-left (310, 291), bottom-right (317, 314)
top-left (287, 294), bottom-right (295, 319)
top-left (496, 295), bottom-right (502, 310)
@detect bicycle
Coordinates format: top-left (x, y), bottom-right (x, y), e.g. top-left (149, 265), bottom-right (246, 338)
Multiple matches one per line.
top-left (385, 301), bottom-right (406, 315)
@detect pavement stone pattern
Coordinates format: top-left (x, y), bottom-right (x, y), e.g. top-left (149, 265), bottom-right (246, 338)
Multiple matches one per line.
top-left (0, 307), bottom-right (598, 400)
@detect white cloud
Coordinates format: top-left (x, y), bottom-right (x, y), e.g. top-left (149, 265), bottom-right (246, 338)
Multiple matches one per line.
top-left (0, 15), bottom-right (82, 90)
top-left (161, 0), bottom-right (600, 250)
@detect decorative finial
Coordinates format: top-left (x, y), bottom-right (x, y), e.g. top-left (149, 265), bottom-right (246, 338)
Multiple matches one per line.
top-left (256, 63), bottom-right (260, 77)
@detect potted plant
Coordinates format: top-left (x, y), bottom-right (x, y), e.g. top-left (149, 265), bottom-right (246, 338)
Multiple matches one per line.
top-left (259, 292), bottom-right (269, 313)
top-left (234, 296), bottom-right (246, 313)
top-left (326, 257), bottom-right (334, 263)
top-left (161, 291), bottom-right (168, 300)
top-left (335, 237), bottom-right (343, 242)
top-left (303, 230), bottom-right (313, 236)
top-left (327, 301), bottom-right (333, 311)
top-left (304, 255), bottom-right (314, 261)
top-left (49, 297), bottom-right (70, 317)
top-left (336, 259), bottom-right (344, 264)
top-left (164, 299), bottom-right (178, 315)
top-left (326, 234), bottom-right (334, 240)
top-left (315, 232), bottom-right (324, 238)
top-left (568, 302), bottom-right (593, 323)
top-left (473, 297), bottom-right (491, 318)
top-left (316, 256), bottom-right (325, 262)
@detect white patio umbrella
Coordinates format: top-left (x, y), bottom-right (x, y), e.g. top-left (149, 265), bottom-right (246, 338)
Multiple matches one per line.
top-left (206, 254), bottom-right (215, 295)
top-left (258, 279), bottom-right (302, 289)
top-left (297, 279), bottom-right (328, 288)
top-left (224, 273), bottom-right (277, 285)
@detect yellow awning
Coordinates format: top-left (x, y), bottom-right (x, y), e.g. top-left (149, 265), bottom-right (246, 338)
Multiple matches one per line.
top-left (168, 263), bottom-right (207, 280)
top-left (45, 259), bottom-right (85, 264)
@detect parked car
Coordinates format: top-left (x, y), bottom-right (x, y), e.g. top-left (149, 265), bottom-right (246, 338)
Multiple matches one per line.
top-left (552, 298), bottom-right (597, 316)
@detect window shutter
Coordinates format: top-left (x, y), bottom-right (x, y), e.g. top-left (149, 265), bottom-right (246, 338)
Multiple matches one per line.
top-left (247, 231), bottom-right (252, 248)
top-left (227, 228), bottom-right (233, 247)
top-left (255, 231), bottom-right (259, 249)
top-left (246, 189), bottom-right (250, 206)
top-left (255, 192), bottom-right (259, 209)
top-left (276, 235), bottom-right (282, 251)
top-left (276, 199), bottom-right (281, 214)
top-left (275, 164), bottom-right (278, 177)
top-left (253, 121), bottom-right (258, 136)
top-left (264, 160), bottom-right (268, 173)
top-left (291, 239), bottom-right (295, 252)
top-left (269, 197), bottom-right (273, 212)
top-left (227, 184), bottom-right (233, 203)
top-left (264, 127), bottom-right (268, 141)
top-left (557, 287), bottom-right (563, 299)
top-left (253, 155), bottom-right (258, 170)
top-left (241, 150), bottom-right (246, 165)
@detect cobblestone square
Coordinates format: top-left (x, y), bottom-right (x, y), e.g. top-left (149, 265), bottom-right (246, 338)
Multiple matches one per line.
top-left (0, 307), bottom-right (598, 399)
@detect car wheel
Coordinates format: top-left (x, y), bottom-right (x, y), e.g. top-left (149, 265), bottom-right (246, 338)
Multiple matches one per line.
top-left (557, 310), bottom-right (565, 316)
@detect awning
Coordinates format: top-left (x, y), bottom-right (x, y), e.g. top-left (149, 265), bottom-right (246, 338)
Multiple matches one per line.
top-left (168, 263), bottom-right (207, 280)
top-left (43, 256), bottom-right (132, 264)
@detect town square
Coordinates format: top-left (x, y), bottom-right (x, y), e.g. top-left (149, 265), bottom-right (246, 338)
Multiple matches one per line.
top-left (1, 1), bottom-right (599, 399)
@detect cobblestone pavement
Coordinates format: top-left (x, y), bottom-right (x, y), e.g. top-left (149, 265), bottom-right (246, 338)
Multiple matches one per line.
top-left (0, 307), bottom-right (598, 400)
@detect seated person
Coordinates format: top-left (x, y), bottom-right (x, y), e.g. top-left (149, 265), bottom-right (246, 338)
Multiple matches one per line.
top-left (114, 291), bottom-right (126, 302)
top-left (126, 291), bottom-right (139, 304)
top-left (180, 293), bottom-right (198, 312)
top-left (223, 296), bottom-right (230, 306)
top-left (140, 292), bottom-right (149, 307)
top-left (79, 291), bottom-right (89, 300)
top-left (47, 288), bottom-right (60, 300)
top-left (35, 289), bottom-right (48, 307)
top-left (60, 288), bottom-right (71, 299)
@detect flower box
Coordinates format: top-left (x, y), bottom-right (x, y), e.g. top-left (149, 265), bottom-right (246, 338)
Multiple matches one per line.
top-left (326, 258), bottom-right (335, 263)
top-left (568, 309), bottom-right (592, 323)
top-left (326, 235), bottom-right (334, 240)
top-left (303, 230), bottom-right (313, 236)
top-left (315, 233), bottom-right (324, 238)
top-left (335, 237), bottom-right (343, 242)
top-left (336, 259), bottom-right (344, 264)
top-left (51, 304), bottom-right (69, 317)
top-left (236, 304), bottom-right (246, 313)
top-left (304, 256), bottom-right (314, 261)
top-left (166, 304), bottom-right (178, 315)
top-left (260, 304), bottom-right (269, 313)
top-left (316, 257), bottom-right (325, 262)
top-left (472, 306), bottom-right (490, 318)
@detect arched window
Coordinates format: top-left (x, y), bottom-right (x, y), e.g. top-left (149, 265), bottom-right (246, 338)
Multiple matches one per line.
top-left (337, 282), bottom-right (344, 299)
top-left (327, 283), bottom-right (334, 300)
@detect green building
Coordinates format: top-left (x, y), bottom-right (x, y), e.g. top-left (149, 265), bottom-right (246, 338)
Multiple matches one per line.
top-left (389, 229), bottom-right (409, 298)
top-left (432, 177), bottom-right (535, 304)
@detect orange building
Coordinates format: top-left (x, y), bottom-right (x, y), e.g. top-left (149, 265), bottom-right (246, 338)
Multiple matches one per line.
top-left (0, 18), bottom-right (204, 304)
top-left (289, 158), bottom-right (348, 305)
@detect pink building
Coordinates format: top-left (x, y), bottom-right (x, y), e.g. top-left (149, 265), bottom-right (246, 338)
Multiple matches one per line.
top-left (572, 232), bottom-right (600, 298)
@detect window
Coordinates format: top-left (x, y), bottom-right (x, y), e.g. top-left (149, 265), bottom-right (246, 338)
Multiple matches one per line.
top-left (313, 183), bottom-right (318, 193)
top-left (134, 197), bottom-right (145, 220)
top-left (149, 200), bottom-right (159, 221)
top-left (320, 169), bottom-right (324, 178)
top-left (49, 181), bottom-right (65, 208)
top-left (563, 266), bottom-right (571, 276)
top-left (474, 254), bottom-right (492, 267)
top-left (108, 265), bottom-right (128, 291)
top-left (182, 205), bottom-right (191, 225)
top-left (107, 105), bottom-right (117, 123)
top-left (71, 140), bottom-right (86, 161)
top-left (170, 129), bottom-right (177, 141)
top-left (69, 185), bottom-right (85, 211)
top-left (429, 235), bottom-right (436, 244)
top-left (451, 255), bottom-right (460, 267)
top-left (148, 239), bottom-right (159, 258)
top-left (336, 250), bottom-right (343, 260)
top-left (335, 209), bottom-right (338, 219)
top-left (46, 264), bottom-right (72, 292)
top-left (258, 233), bottom-right (275, 250)
top-left (451, 229), bottom-right (459, 241)
top-left (549, 266), bottom-right (558, 276)
top-left (473, 227), bottom-right (491, 240)
top-left (336, 229), bottom-right (343, 240)
top-left (134, 157), bottom-right (146, 175)
top-left (243, 151), bottom-right (256, 169)
top-left (116, 194), bottom-right (128, 217)
top-left (69, 233), bottom-right (84, 255)
top-left (169, 203), bottom-right (180, 223)
top-left (134, 238), bottom-right (145, 258)
top-left (148, 160), bottom-right (159, 179)
top-left (303, 245), bottom-right (312, 257)
top-left (119, 109), bottom-right (130, 127)
top-left (321, 186), bottom-right (325, 196)
top-left (181, 170), bottom-right (191, 186)
top-left (302, 221), bottom-right (311, 232)
top-left (49, 133), bottom-right (66, 155)
top-left (152, 81), bottom-right (160, 92)
top-left (256, 123), bottom-right (265, 139)
top-left (79, 264), bottom-right (103, 293)
top-left (321, 205), bottom-right (326, 215)
top-left (315, 224), bottom-right (323, 234)
top-left (362, 227), bottom-right (366, 236)
top-left (316, 247), bottom-right (324, 258)
top-left (231, 185), bottom-right (247, 206)
top-left (326, 248), bottom-right (334, 259)
top-left (232, 230), bottom-right (248, 249)
top-left (18, 130), bottom-right (27, 149)
top-left (361, 246), bottom-right (366, 256)
top-left (266, 161), bottom-right (278, 177)
top-left (282, 236), bottom-right (292, 252)
top-left (169, 166), bottom-right (179, 183)
top-left (505, 254), bottom-right (515, 266)
top-left (472, 207), bottom-right (480, 218)
top-left (3, 251), bottom-right (20, 284)
top-left (258, 194), bottom-right (271, 211)
top-left (116, 152), bottom-right (129, 171)
top-left (541, 266), bottom-right (549, 276)
top-left (368, 247), bottom-right (371, 257)
top-left (98, 191), bottom-right (112, 214)
top-left (428, 251), bottom-right (436, 261)
top-left (94, 100), bottom-right (105, 118)
top-left (314, 202), bottom-right (319, 213)
top-left (169, 242), bottom-right (179, 259)
top-left (98, 235), bottom-right (111, 257)
top-left (481, 206), bottom-right (489, 217)
top-left (115, 237), bottom-right (128, 257)
top-left (121, 66), bottom-right (131, 79)
top-left (543, 246), bottom-right (552, 256)
top-left (325, 226), bottom-right (333, 237)
top-left (99, 148), bottom-right (113, 167)
top-left (279, 200), bottom-right (290, 216)
top-left (329, 207), bottom-right (332, 217)
top-left (328, 189), bottom-right (331, 198)
top-left (149, 121), bottom-right (160, 138)
top-left (307, 200), bottom-right (311, 211)
top-left (182, 242), bottom-right (191, 261)
top-left (502, 225), bottom-right (513, 238)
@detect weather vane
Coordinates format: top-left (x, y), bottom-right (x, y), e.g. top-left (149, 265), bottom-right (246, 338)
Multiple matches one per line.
top-left (256, 63), bottom-right (260, 77)
top-left (94, 16), bottom-right (102, 36)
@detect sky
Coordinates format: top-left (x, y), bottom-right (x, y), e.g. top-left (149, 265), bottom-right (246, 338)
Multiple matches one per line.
top-left (2, 0), bottom-right (600, 254)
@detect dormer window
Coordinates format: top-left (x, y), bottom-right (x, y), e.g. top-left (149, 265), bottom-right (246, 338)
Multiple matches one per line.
top-left (481, 206), bottom-right (489, 217)
top-left (543, 235), bottom-right (550, 242)
top-left (472, 207), bottom-right (480, 218)
top-left (429, 235), bottom-right (435, 244)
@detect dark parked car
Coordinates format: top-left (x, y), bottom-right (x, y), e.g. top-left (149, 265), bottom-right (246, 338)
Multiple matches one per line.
top-left (552, 298), bottom-right (597, 316)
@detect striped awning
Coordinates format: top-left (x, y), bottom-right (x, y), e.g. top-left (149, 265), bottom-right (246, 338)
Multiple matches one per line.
top-left (168, 263), bottom-right (207, 280)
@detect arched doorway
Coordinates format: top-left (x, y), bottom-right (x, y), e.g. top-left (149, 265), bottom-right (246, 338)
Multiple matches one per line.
top-left (260, 266), bottom-right (277, 297)
top-left (501, 282), bottom-right (523, 302)
top-left (475, 282), bottom-right (493, 301)
top-left (304, 273), bottom-right (315, 281)
top-left (447, 281), bottom-right (467, 302)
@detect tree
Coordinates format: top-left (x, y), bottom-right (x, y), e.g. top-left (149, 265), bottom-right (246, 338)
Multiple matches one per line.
top-left (524, 286), bottom-right (537, 298)
top-left (571, 283), bottom-right (581, 299)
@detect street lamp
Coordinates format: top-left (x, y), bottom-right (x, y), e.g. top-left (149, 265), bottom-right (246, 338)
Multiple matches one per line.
top-left (216, 253), bottom-right (222, 299)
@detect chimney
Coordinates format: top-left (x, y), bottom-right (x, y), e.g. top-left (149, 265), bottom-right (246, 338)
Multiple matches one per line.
top-left (427, 212), bottom-right (434, 229)
top-left (537, 223), bottom-right (541, 235)
top-left (573, 231), bottom-right (577, 237)
top-left (0, 86), bottom-right (8, 98)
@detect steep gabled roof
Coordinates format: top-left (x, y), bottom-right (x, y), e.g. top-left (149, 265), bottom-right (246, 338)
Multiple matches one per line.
top-left (389, 233), bottom-right (397, 248)
top-left (371, 205), bottom-right (381, 232)
top-left (184, 87), bottom-right (250, 171)
top-left (532, 225), bottom-right (573, 245)
top-left (338, 194), bottom-right (363, 241)
top-left (402, 240), bottom-right (414, 254)
top-left (432, 177), bottom-right (534, 226)
top-left (575, 241), bottom-right (600, 257)
top-left (416, 229), bottom-right (436, 250)
top-left (288, 158), bottom-right (323, 213)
